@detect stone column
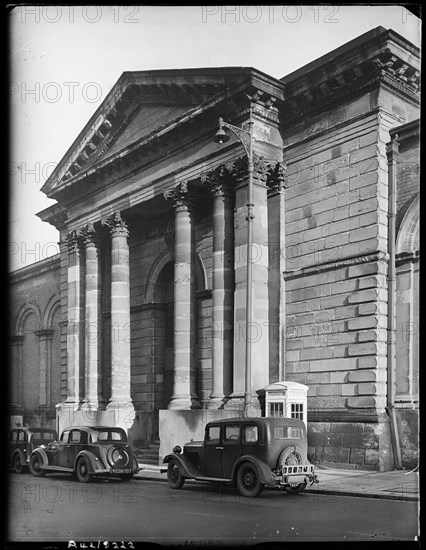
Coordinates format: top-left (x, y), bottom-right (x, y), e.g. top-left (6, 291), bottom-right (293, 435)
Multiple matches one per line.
top-left (203, 165), bottom-right (235, 408)
top-left (35, 329), bottom-right (55, 406)
top-left (226, 156), bottom-right (270, 413)
top-left (64, 230), bottom-right (85, 408)
top-left (266, 162), bottom-right (286, 383)
top-left (10, 335), bottom-right (24, 409)
top-left (164, 182), bottom-right (201, 410)
top-left (103, 213), bottom-right (134, 421)
top-left (82, 224), bottom-right (104, 411)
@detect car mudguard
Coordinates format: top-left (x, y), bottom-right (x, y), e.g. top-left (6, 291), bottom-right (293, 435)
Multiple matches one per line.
top-left (232, 455), bottom-right (275, 486)
top-left (74, 451), bottom-right (99, 474)
top-left (12, 449), bottom-right (27, 466)
top-left (31, 447), bottom-right (49, 467)
top-left (163, 453), bottom-right (192, 478)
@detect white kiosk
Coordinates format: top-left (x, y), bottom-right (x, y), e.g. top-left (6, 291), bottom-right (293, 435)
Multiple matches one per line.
top-left (264, 381), bottom-right (308, 428)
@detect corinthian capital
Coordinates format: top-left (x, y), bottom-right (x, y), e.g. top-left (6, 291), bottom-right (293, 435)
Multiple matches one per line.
top-left (101, 211), bottom-right (129, 238)
top-left (164, 181), bottom-right (194, 211)
top-left (266, 161), bottom-right (287, 196)
top-left (201, 163), bottom-right (236, 198)
top-left (64, 229), bottom-right (81, 254)
top-left (80, 223), bottom-right (102, 247)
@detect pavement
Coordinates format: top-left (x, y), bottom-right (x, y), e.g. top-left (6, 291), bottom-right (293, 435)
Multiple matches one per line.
top-left (134, 462), bottom-right (419, 501)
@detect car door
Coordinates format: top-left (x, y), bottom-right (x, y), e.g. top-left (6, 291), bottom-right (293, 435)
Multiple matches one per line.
top-left (202, 424), bottom-right (223, 478)
top-left (57, 430), bottom-right (70, 467)
top-left (221, 423), bottom-right (242, 479)
top-left (67, 429), bottom-right (85, 468)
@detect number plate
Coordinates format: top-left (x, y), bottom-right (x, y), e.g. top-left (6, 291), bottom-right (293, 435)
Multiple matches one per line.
top-left (286, 475), bottom-right (306, 484)
top-left (112, 469), bottom-right (133, 474)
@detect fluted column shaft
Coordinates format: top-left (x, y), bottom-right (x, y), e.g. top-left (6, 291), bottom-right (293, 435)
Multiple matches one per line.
top-left (82, 225), bottom-right (104, 410)
top-left (164, 182), bottom-right (201, 410)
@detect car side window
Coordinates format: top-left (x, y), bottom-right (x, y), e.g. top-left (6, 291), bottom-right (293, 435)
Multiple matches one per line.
top-left (70, 430), bottom-right (82, 443)
top-left (205, 426), bottom-right (220, 444)
top-left (61, 430), bottom-right (70, 443)
top-left (224, 425), bottom-right (240, 443)
top-left (18, 431), bottom-right (26, 442)
top-left (11, 431), bottom-right (18, 442)
top-left (244, 425), bottom-right (258, 443)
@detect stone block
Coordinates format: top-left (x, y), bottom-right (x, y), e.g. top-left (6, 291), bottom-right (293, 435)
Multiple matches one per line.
top-left (349, 171), bottom-right (379, 190)
top-left (346, 396), bottom-right (376, 408)
top-left (349, 198), bottom-right (379, 216)
top-left (356, 383), bottom-right (377, 395)
top-left (365, 449), bottom-right (379, 466)
top-left (306, 372), bottom-right (330, 385)
top-left (347, 316), bottom-right (378, 331)
top-left (358, 157), bottom-right (379, 175)
top-left (341, 384), bottom-right (357, 396)
top-left (349, 447), bottom-right (366, 465)
top-left (357, 356), bottom-right (378, 369)
top-left (348, 370), bottom-right (377, 382)
top-left (348, 289), bottom-right (377, 304)
top-left (309, 358), bottom-right (357, 372)
top-left (349, 225), bottom-right (379, 243)
top-left (324, 446), bottom-right (350, 463)
top-left (347, 342), bottom-right (378, 356)
top-left (358, 329), bottom-right (382, 343)
top-left (316, 384), bottom-right (341, 396)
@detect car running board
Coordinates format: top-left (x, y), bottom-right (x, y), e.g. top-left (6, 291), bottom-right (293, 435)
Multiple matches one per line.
top-left (42, 465), bottom-right (74, 472)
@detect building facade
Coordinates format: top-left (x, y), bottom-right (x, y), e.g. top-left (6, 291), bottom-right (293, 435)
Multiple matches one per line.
top-left (9, 27), bottom-right (419, 470)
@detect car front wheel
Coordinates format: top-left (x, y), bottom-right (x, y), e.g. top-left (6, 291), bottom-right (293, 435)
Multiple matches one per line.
top-left (29, 454), bottom-right (46, 477)
top-left (76, 457), bottom-right (92, 483)
top-left (236, 463), bottom-right (263, 498)
top-left (167, 459), bottom-right (185, 490)
top-left (285, 482), bottom-right (307, 494)
top-left (14, 454), bottom-right (24, 474)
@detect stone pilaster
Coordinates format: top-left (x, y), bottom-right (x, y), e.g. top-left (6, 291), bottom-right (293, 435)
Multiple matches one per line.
top-left (102, 212), bottom-right (134, 424)
top-left (10, 335), bottom-right (24, 409)
top-left (226, 155), bottom-right (270, 413)
top-left (64, 230), bottom-right (85, 407)
top-left (267, 162), bottom-right (287, 383)
top-left (81, 223), bottom-right (104, 411)
top-left (35, 329), bottom-right (55, 406)
top-left (202, 164), bottom-right (235, 408)
top-left (164, 182), bottom-right (201, 410)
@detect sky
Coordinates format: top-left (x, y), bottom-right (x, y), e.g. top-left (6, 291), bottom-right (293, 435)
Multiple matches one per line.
top-left (9, 5), bottom-right (421, 271)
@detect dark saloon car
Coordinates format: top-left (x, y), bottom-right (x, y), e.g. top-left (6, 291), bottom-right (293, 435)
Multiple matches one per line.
top-left (9, 427), bottom-right (58, 473)
top-left (29, 426), bottom-right (139, 482)
top-left (163, 417), bottom-right (318, 497)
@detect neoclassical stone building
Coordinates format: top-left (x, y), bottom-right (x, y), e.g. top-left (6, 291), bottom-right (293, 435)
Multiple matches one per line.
top-left (9, 27), bottom-right (419, 470)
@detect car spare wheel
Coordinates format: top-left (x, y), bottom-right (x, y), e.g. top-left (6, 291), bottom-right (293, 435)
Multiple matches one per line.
top-left (279, 447), bottom-right (303, 467)
top-left (236, 463), bottom-right (263, 498)
top-left (107, 447), bottom-right (130, 469)
top-left (167, 459), bottom-right (185, 490)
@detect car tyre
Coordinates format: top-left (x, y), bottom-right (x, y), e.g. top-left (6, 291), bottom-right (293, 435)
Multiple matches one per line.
top-left (29, 454), bottom-right (46, 477)
top-left (120, 474), bottom-right (134, 482)
top-left (167, 459), bottom-right (185, 490)
top-left (285, 482), bottom-right (307, 494)
top-left (236, 463), bottom-right (263, 498)
top-left (14, 453), bottom-right (24, 474)
top-left (76, 457), bottom-right (92, 483)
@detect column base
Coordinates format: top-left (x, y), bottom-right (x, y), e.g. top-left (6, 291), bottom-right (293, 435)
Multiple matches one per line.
top-left (224, 393), bottom-right (262, 417)
top-left (167, 395), bottom-right (202, 410)
top-left (81, 399), bottom-right (107, 412)
top-left (205, 395), bottom-right (229, 410)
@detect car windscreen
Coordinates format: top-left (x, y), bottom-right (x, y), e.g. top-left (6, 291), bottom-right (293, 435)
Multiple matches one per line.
top-left (96, 430), bottom-right (126, 442)
top-left (29, 432), bottom-right (57, 443)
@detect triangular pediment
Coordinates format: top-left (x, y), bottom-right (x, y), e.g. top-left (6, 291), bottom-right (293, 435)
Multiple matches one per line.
top-left (42, 68), bottom-right (278, 198)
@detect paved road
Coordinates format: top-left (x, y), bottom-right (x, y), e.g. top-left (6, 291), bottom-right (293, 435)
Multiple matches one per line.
top-left (8, 473), bottom-right (419, 545)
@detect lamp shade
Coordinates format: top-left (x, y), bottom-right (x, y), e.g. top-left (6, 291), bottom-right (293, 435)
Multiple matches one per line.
top-left (213, 128), bottom-right (230, 144)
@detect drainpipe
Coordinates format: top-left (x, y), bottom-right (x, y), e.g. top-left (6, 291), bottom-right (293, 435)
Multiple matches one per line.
top-left (386, 134), bottom-right (403, 470)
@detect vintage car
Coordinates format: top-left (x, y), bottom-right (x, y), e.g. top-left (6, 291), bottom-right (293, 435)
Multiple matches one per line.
top-left (163, 417), bottom-right (318, 497)
top-left (9, 427), bottom-right (58, 473)
top-left (29, 426), bottom-right (139, 482)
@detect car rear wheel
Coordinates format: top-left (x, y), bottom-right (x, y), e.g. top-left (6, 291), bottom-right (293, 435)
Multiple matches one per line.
top-left (76, 457), bottom-right (92, 483)
top-left (14, 454), bottom-right (24, 474)
top-left (167, 459), bottom-right (185, 490)
top-left (120, 474), bottom-right (134, 482)
top-left (29, 454), bottom-right (46, 477)
top-left (285, 483), bottom-right (307, 494)
top-left (236, 463), bottom-right (263, 498)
